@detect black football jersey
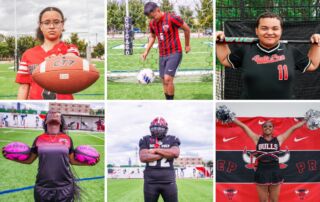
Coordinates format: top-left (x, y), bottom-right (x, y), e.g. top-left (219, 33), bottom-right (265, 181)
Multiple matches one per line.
top-left (228, 42), bottom-right (310, 99)
top-left (139, 135), bottom-right (180, 183)
top-left (31, 133), bottom-right (74, 188)
top-left (256, 136), bottom-right (280, 163)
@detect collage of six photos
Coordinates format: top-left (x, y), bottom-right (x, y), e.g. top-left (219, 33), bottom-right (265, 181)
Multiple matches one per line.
top-left (0, 0), bottom-right (320, 202)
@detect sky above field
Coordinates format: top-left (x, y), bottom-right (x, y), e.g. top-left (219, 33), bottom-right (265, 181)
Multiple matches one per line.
top-left (0, 102), bottom-right (104, 111)
top-left (107, 101), bottom-right (213, 166)
top-left (0, 0), bottom-right (104, 44)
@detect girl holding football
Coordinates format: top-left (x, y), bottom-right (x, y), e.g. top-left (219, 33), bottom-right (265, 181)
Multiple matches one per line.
top-left (16, 7), bottom-right (80, 100)
top-left (233, 118), bottom-right (306, 202)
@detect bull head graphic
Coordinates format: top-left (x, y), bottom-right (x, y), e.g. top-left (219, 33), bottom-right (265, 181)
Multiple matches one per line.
top-left (295, 189), bottom-right (309, 200)
top-left (242, 147), bottom-right (290, 169)
top-left (223, 189), bottom-right (238, 200)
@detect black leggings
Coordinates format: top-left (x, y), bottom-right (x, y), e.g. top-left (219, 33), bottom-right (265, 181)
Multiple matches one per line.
top-left (144, 182), bottom-right (178, 202)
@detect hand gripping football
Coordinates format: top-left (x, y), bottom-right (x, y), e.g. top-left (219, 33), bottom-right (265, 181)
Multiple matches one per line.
top-left (32, 55), bottom-right (100, 94)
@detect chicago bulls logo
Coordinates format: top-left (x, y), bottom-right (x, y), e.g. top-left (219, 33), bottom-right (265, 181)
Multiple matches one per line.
top-left (223, 189), bottom-right (238, 200)
top-left (295, 189), bottom-right (309, 200)
top-left (242, 147), bottom-right (290, 170)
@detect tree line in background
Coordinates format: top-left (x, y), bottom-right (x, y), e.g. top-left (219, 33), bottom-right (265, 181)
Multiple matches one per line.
top-left (0, 33), bottom-right (105, 60)
top-left (107, 0), bottom-right (213, 33)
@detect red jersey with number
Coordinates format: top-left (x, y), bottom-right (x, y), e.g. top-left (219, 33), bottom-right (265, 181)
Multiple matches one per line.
top-left (15, 42), bottom-right (79, 100)
top-left (149, 12), bottom-right (184, 57)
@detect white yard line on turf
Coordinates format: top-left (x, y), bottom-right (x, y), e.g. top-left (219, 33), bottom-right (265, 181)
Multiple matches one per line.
top-left (75, 133), bottom-right (104, 141)
top-left (0, 139), bottom-right (13, 142)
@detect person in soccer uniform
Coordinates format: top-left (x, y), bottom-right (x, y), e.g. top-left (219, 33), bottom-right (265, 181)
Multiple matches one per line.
top-left (232, 118), bottom-right (306, 202)
top-left (139, 117), bottom-right (181, 202)
top-left (142, 2), bottom-right (191, 100)
top-left (216, 12), bottom-right (320, 99)
top-left (14, 110), bottom-right (98, 202)
top-left (16, 7), bottom-right (80, 100)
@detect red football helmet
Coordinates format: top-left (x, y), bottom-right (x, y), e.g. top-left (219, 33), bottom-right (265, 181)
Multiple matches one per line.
top-left (150, 117), bottom-right (168, 139)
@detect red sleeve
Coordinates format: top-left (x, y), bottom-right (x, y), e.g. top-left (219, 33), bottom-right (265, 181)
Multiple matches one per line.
top-left (67, 44), bottom-right (80, 56)
top-left (149, 21), bottom-right (155, 34)
top-left (15, 51), bottom-right (32, 84)
top-left (170, 14), bottom-right (184, 28)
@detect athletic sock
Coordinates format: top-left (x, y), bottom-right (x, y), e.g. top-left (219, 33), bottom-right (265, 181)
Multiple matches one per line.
top-left (165, 94), bottom-right (174, 100)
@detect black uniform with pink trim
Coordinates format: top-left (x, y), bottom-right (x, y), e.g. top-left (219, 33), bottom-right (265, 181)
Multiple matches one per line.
top-left (254, 136), bottom-right (284, 185)
top-left (31, 133), bottom-right (76, 202)
top-left (228, 42), bottom-right (311, 99)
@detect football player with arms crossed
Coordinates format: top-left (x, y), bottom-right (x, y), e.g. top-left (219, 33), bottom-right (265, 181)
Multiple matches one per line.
top-left (16, 7), bottom-right (81, 100)
top-left (233, 118), bottom-right (306, 202)
top-left (216, 12), bottom-right (320, 99)
top-left (139, 117), bottom-right (181, 202)
top-left (142, 2), bottom-right (191, 100)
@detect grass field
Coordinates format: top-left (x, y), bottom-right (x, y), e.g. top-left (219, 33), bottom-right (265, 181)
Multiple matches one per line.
top-left (107, 81), bottom-right (213, 100)
top-left (107, 178), bottom-right (213, 202)
top-left (0, 61), bottom-right (104, 100)
top-left (0, 128), bottom-right (104, 201)
top-left (107, 37), bottom-right (213, 100)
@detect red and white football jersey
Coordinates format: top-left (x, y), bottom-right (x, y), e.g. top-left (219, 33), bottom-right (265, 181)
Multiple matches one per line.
top-left (15, 42), bottom-right (79, 100)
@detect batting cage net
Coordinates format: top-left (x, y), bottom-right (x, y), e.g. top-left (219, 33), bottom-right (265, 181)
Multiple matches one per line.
top-left (107, 0), bottom-right (213, 83)
top-left (216, 0), bottom-right (320, 99)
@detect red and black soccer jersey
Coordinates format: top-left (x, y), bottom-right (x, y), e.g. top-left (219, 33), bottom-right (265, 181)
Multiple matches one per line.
top-left (139, 135), bottom-right (180, 183)
top-left (228, 42), bottom-right (311, 99)
top-left (31, 133), bottom-right (74, 188)
top-left (16, 42), bottom-right (79, 100)
top-left (149, 12), bottom-right (184, 57)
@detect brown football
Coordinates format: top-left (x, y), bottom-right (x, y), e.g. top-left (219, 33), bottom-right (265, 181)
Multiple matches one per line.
top-left (32, 55), bottom-right (100, 94)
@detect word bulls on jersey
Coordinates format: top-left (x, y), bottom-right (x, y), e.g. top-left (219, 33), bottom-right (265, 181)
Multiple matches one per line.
top-left (256, 136), bottom-right (280, 163)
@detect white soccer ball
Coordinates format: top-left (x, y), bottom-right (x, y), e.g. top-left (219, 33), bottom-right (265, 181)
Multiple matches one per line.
top-left (137, 68), bottom-right (155, 84)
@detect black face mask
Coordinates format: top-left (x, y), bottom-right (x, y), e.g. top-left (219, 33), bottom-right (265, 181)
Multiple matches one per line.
top-left (150, 126), bottom-right (168, 139)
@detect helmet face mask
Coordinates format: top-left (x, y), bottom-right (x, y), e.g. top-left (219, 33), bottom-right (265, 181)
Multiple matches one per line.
top-left (150, 125), bottom-right (167, 139)
top-left (150, 117), bottom-right (168, 139)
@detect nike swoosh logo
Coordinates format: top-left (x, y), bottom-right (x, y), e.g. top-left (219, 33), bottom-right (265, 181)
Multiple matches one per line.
top-left (258, 120), bottom-right (265, 125)
top-left (223, 136), bottom-right (238, 142)
top-left (294, 137), bottom-right (308, 142)
top-left (278, 49), bottom-right (283, 51)
top-left (168, 69), bottom-right (174, 72)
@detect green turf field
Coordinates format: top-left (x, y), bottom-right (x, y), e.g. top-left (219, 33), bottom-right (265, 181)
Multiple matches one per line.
top-left (107, 178), bottom-right (213, 202)
top-left (107, 37), bottom-right (213, 71)
top-left (107, 37), bottom-right (213, 100)
top-left (0, 61), bottom-right (104, 100)
top-left (0, 128), bottom-right (104, 201)
top-left (107, 80), bottom-right (213, 100)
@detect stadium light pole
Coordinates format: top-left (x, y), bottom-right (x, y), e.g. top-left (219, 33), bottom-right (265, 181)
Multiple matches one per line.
top-left (85, 0), bottom-right (92, 62)
top-left (14, 0), bottom-right (18, 72)
top-left (126, 0), bottom-right (129, 17)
